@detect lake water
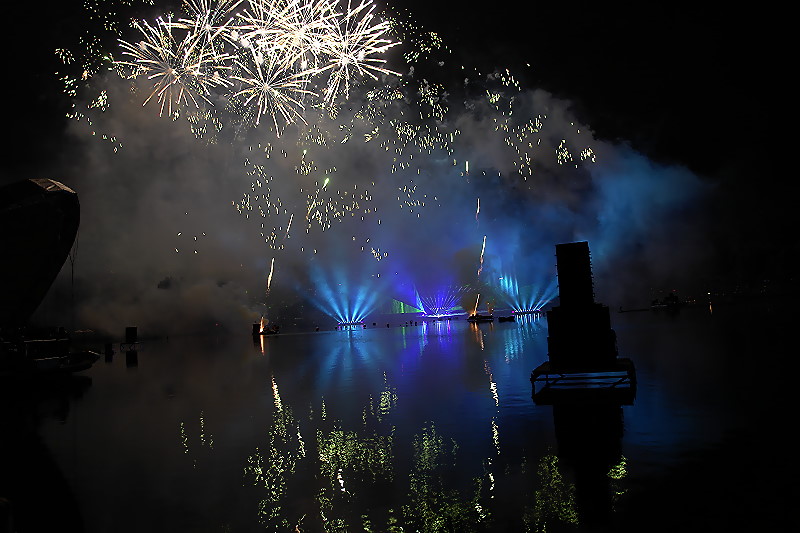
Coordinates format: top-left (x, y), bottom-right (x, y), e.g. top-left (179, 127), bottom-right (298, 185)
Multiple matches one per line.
top-left (2, 303), bottom-right (796, 532)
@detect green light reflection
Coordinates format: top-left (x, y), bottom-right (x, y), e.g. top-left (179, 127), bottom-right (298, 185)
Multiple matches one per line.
top-left (403, 421), bottom-right (489, 532)
top-left (172, 375), bottom-right (626, 531)
top-left (525, 453), bottom-right (579, 531)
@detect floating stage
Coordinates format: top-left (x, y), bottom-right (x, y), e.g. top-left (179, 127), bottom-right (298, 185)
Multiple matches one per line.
top-left (422, 313), bottom-right (464, 321)
top-left (336, 321), bottom-right (366, 329)
top-left (530, 358), bottom-right (636, 405)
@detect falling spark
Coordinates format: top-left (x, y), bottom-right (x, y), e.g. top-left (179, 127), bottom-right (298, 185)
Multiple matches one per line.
top-left (285, 212), bottom-right (294, 238)
top-left (266, 256), bottom-right (275, 296)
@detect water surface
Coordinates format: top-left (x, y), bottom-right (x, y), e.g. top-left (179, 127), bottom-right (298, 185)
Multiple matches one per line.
top-left (2, 304), bottom-right (795, 532)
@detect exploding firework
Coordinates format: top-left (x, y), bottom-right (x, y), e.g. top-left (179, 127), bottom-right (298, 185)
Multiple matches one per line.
top-left (230, 47), bottom-right (314, 130)
top-left (118, 14), bottom-right (234, 116)
top-left (173, 0), bottom-right (244, 53)
top-left (252, 0), bottom-right (338, 73)
top-left (317, 0), bottom-right (400, 105)
top-left (117, 0), bottom-right (400, 126)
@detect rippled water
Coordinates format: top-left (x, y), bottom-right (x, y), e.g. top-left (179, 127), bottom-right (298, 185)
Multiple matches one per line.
top-left (2, 304), bottom-right (795, 532)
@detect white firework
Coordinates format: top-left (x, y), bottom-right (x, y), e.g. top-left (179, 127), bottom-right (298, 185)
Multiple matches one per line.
top-left (119, 17), bottom-right (215, 116)
top-left (230, 47), bottom-right (315, 131)
top-left (234, 0), bottom-right (293, 56)
top-left (117, 0), bottom-right (401, 128)
top-left (173, 0), bottom-right (245, 53)
top-left (319, 0), bottom-right (400, 106)
top-left (273, 0), bottom-right (338, 73)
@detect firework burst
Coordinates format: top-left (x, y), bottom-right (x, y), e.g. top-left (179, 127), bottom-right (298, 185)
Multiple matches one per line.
top-left (318, 0), bottom-right (400, 105)
top-left (174, 0), bottom-right (244, 53)
top-left (119, 15), bottom-right (230, 116)
top-left (271, 0), bottom-right (339, 72)
top-left (230, 47), bottom-right (315, 130)
top-left (117, 0), bottom-right (400, 126)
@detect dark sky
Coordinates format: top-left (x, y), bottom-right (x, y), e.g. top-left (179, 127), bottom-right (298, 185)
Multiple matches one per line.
top-left (403, 2), bottom-right (774, 173)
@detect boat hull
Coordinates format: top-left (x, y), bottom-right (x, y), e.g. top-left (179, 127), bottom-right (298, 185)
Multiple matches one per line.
top-left (0, 179), bottom-right (80, 325)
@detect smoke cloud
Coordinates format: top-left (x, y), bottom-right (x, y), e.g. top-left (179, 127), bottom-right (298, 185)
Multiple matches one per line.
top-left (31, 46), bottom-right (713, 336)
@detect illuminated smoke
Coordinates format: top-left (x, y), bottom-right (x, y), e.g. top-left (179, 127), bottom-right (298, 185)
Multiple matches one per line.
top-left (35, 0), bottom-right (712, 334)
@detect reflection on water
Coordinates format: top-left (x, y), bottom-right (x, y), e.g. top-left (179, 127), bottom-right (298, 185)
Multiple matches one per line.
top-left (552, 403), bottom-right (625, 528)
top-left (0, 376), bottom-right (91, 532)
top-left (171, 316), bottom-right (612, 532)
top-left (5, 305), bottom-right (795, 532)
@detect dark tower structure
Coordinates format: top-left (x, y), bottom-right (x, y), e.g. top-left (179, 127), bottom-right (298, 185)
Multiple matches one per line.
top-left (546, 241), bottom-right (617, 368)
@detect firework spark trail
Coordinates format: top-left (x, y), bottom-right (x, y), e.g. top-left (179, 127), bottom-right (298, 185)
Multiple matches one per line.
top-left (285, 212), bottom-right (294, 238)
top-left (477, 235), bottom-right (486, 277)
top-left (305, 177), bottom-right (330, 221)
top-left (266, 256), bottom-right (276, 297)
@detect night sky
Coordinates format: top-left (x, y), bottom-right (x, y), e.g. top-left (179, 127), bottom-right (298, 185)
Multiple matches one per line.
top-left (1, 0), bottom-right (792, 334)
